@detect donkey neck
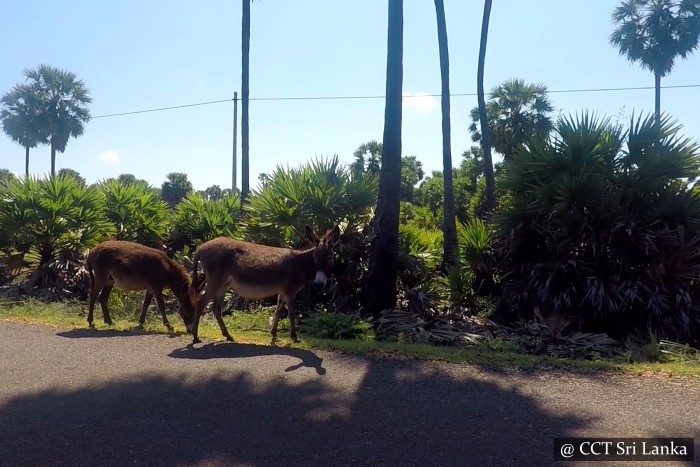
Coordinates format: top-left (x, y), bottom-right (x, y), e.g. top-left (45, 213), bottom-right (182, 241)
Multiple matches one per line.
top-left (291, 247), bottom-right (317, 282)
top-left (164, 262), bottom-right (189, 296)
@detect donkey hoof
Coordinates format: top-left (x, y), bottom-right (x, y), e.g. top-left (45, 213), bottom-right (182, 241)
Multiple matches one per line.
top-left (105, 321), bottom-right (114, 326)
top-left (193, 337), bottom-right (202, 344)
top-left (226, 336), bottom-right (234, 342)
top-left (88, 323), bottom-right (95, 329)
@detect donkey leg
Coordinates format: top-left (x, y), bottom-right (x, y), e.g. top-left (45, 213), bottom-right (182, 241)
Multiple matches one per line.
top-left (192, 294), bottom-right (212, 344)
top-left (270, 296), bottom-right (287, 344)
top-left (287, 295), bottom-right (300, 343)
top-left (98, 283), bottom-right (115, 325)
top-left (153, 291), bottom-right (171, 330)
top-left (137, 291), bottom-right (154, 326)
top-left (87, 286), bottom-right (101, 328)
top-left (212, 294), bottom-right (234, 342)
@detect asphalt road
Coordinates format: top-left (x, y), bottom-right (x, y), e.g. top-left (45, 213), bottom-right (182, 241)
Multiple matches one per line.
top-left (0, 320), bottom-right (698, 467)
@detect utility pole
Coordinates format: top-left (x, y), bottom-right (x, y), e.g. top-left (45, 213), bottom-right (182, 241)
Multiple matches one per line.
top-left (232, 92), bottom-right (238, 192)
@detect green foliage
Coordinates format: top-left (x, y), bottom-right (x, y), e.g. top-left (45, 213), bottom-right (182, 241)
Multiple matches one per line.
top-left (350, 140), bottom-right (382, 177)
top-left (400, 155), bottom-right (425, 203)
top-left (99, 178), bottom-right (170, 247)
top-left (494, 111), bottom-right (700, 342)
top-left (23, 64), bottom-right (91, 173)
top-left (245, 155), bottom-right (377, 246)
top-left (0, 174), bottom-right (113, 263)
top-left (0, 169), bottom-right (16, 187)
top-left (0, 175), bottom-right (113, 299)
top-left (399, 202), bottom-right (442, 230)
top-left (446, 219), bottom-right (497, 302)
top-left (301, 311), bottom-right (375, 340)
top-left (0, 83), bottom-right (46, 168)
top-left (57, 168), bottom-right (86, 188)
top-left (169, 191), bottom-right (242, 252)
top-left (161, 172), bottom-right (193, 207)
top-left (398, 224), bottom-right (442, 275)
top-left (610, 0), bottom-right (700, 78)
top-left (414, 148), bottom-right (487, 224)
top-left (469, 78), bottom-right (554, 160)
top-left (350, 141), bottom-right (423, 203)
top-left (203, 184), bottom-right (224, 201)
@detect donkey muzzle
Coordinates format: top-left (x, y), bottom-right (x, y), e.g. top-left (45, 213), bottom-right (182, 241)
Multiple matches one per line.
top-left (314, 271), bottom-right (328, 286)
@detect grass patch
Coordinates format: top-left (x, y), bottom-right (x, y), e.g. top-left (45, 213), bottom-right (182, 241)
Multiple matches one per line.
top-left (1, 299), bottom-right (699, 377)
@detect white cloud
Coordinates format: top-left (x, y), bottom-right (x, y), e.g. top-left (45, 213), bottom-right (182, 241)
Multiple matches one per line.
top-left (402, 92), bottom-right (438, 114)
top-left (98, 149), bottom-right (120, 165)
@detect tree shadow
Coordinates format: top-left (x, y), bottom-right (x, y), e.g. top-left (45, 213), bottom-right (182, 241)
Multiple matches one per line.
top-left (56, 326), bottom-right (183, 339)
top-left (168, 342), bottom-right (327, 375)
top-left (0, 357), bottom-right (591, 466)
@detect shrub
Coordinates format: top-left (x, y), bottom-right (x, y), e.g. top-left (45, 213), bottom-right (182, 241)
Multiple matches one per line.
top-left (168, 191), bottom-right (242, 253)
top-left (244, 156), bottom-right (377, 246)
top-left (0, 175), bottom-right (114, 299)
top-left (494, 112), bottom-right (700, 342)
top-left (99, 178), bottom-right (170, 248)
top-left (301, 311), bottom-right (374, 340)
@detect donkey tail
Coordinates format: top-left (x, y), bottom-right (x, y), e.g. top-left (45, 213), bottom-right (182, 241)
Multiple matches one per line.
top-left (84, 255), bottom-right (95, 292)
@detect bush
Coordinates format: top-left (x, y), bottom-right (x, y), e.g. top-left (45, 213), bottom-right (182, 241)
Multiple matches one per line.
top-left (0, 174), bottom-right (114, 299)
top-left (301, 311), bottom-right (374, 340)
top-left (168, 191), bottom-right (242, 253)
top-left (494, 112), bottom-right (700, 343)
top-left (244, 156), bottom-right (377, 246)
top-left (99, 178), bottom-right (170, 248)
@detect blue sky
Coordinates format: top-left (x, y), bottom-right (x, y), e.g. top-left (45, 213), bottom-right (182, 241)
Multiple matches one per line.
top-left (1, 0), bottom-right (700, 191)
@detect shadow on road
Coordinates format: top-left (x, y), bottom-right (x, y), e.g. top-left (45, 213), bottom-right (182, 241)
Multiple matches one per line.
top-left (0, 356), bottom-right (591, 466)
top-left (169, 342), bottom-right (327, 375)
top-left (56, 327), bottom-right (182, 339)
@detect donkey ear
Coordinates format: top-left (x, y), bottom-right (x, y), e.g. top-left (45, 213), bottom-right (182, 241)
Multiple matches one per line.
top-left (305, 224), bottom-right (319, 244)
top-left (329, 225), bottom-right (341, 245)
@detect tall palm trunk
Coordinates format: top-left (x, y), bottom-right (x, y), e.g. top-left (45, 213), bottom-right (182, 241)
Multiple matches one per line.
top-left (477, 0), bottom-right (497, 215)
top-left (50, 139), bottom-right (56, 177)
top-left (434, 0), bottom-right (458, 269)
top-left (24, 146), bottom-right (30, 177)
top-left (241, 0), bottom-right (251, 201)
top-left (654, 70), bottom-right (661, 125)
top-left (365, 0), bottom-right (403, 320)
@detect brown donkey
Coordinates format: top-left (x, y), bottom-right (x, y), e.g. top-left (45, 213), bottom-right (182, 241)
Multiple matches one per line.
top-left (189, 225), bottom-right (340, 344)
top-left (85, 240), bottom-right (196, 330)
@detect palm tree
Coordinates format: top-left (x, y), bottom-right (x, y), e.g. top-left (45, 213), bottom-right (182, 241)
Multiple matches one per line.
top-left (365, 0), bottom-right (403, 320)
top-left (477, 0), bottom-right (497, 214)
top-left (0, 84), bottom-right (46, 177)
top-left (610, 0), bottom-right (700, 123)
top-left (161, 172), bottom-right (194, 207)
top-left (469, 79), bottom-right (554, 160)
top-left (351, 140), bottom-right (383, 177)
top-left (24, 64), bottom-right (91, 176)
top-left (434, 0), bottom-right (458, 269)
top-left (241, 0), bottom-right (251, 202)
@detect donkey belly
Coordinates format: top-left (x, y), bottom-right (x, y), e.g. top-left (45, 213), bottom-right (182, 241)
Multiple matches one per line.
top-left (227, 276), bottom-right (281, 300)
top-left (109, 272), bottom-right (148, 291)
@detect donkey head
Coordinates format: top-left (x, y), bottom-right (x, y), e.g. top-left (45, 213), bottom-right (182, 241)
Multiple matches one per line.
top-left (178, 284), bottom-right (196, 331)
top-left (305, 224), bottom-right (341, 286)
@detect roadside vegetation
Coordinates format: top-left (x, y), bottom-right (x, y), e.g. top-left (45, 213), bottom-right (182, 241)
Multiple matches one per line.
top-left (2, 0), bottom-right (700, 376)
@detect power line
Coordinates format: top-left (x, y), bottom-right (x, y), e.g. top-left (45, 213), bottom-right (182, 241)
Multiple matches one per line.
top-left (92, 98), bottom-right (233, 119)
top-left (91, 83), bottom-right (700, 119)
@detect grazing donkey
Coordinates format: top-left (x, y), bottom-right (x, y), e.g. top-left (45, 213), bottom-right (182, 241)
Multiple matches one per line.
top-left (85, 240), bottom-right (196, 330)
top-left (189, 225), bottom-right (340, 344)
